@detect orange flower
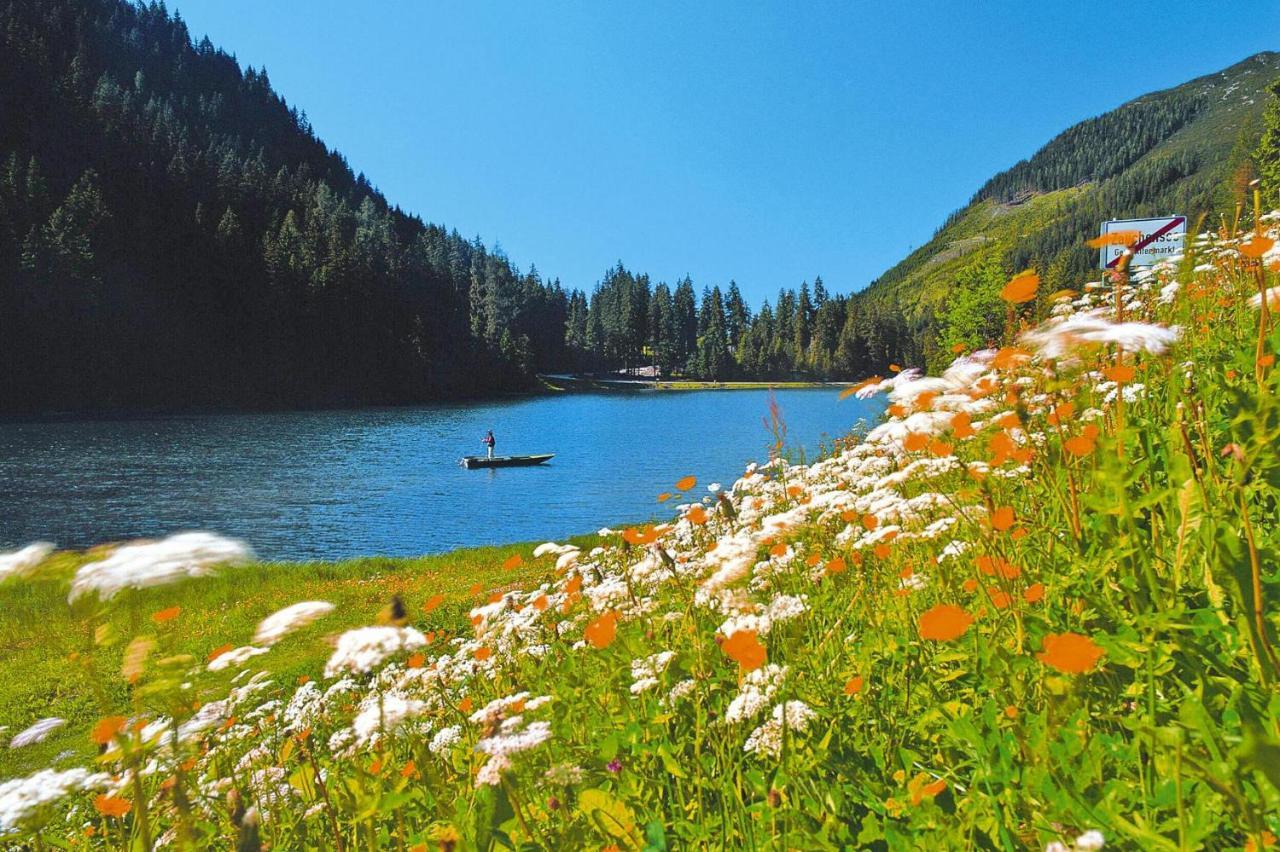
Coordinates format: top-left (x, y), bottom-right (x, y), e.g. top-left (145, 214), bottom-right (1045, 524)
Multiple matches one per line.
top-left (685, 505), bottom-right (709, 525)
top-left (458, 696), bottom-right (474, 713)
top-left (991, 506), bottom-right (1015, 532)
top-left (93, 795), bottom-right (132, 818)
top-left (962, 578), bottom-right (978, 593)
top-left (502, 554), bottom-right (523, 571)
top-left (468, 582), bottom-right (484, 596)
top-left (1085, 230), bottom-right (1141, 249)
top-left (889, 363), bottom-right (902, 373)
top-left (1240, 236), bottom-right (1275, 259)
top-left (1000, 271), bottom-right (1039, 304)
top-left (902, 432), bottom-right (929, 452)
top-left (207, 643), bottom-right (234, 663)
top-left (873, 543), bottom-right (891, 560)
top-left (622, 526), bottom-right (660, 546)
top-left (423, 593), bottom-right (445, 614)
top-left (584, 611), bottom-right (618, 649)
top-left (1037, 632), bottom-right (1105, 674)
top-left (950, 342), bottom-right (966, 354)
top-left (400, 760), bottom-right (418, 779)
top-left (843, 675), bottom-right (864, 695)
top-left (532, 594), bottom-right (549, 612)
top-left (992, 347), bottom-right (1030, 371)
top-left (1047, 402), bottom-right (1075, 425)
top-left (656, 491), bottom-right (671, 502)
top-left (151, 606), bottom-right (181, 624)
top-left (1023, 583), bottom-right (1045, 603)
top-left (769, 542), bottom-right (789, 558)
top-left (1103, 363), bottom-right (1135, 384)
top-left (406, 653), bottom-right (425, 669)
top-left (473, 646), bottom-right (492, 661)
top-left (721, 629), bottom-right (767, 671)
top-left (825, 557), bottom-right (847, 576)
top-left (918, 604), bottom-right (973, 642)
top-left (1004, 705), bottom-right (1018, 719)
top-left (988, 431), bottom-right (1014, 465)
top-left (1064, 435), bottom-right (1096, 457)
top-left (988, 588), bottom-right (1012, 609)
top-left (928, 439), bottom-right (953, 458)
top-left (950, 411), bottom-right (975, 439)
top-left (675, 475), bottom-right (697, 492)
top-left (91, 716), bottom-right (126, 746)
top-left (861, 514), bottom-right (879, 531)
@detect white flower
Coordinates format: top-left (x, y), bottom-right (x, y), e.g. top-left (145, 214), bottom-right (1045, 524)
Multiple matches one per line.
top-left (475, 754), bottom-right (511, 787)
top-left (1020, 310), bottom-right (1181, 359)
top-left (0, 542), bottom-right (54, 582)
top-left (429, 725), bottom-right (463, 754)
top-left (1250, 285), bottom-right (1280, 312)
top-left (207, 645), bottom-right (270, 672)
top-left (352, 693), bottom-right (427, 747)
top-left (725, 664), bottom-right (787, 724)
top-left (8, 717), bottom-right (65, 749)
top-left (1074, 830), bottom-right (1105, 850)
top-left (476, 720), bottom-right (551, 758)
top-left (0, 767), bottom-right (109, 834)
top-left (743, 701), bottom-right (816, 758)
top-left (254, 601), bottom-right (335, 646)
top-left (69, 532), bottom-right (252, 602)
top-left (323, 626), bottom-right (426, 677)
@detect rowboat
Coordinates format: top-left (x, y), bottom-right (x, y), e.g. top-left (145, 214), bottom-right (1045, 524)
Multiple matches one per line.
top-left (461, 453), bottom-right (554, 469)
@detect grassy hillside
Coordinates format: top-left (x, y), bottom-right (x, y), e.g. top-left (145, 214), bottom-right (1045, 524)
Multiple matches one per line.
top-left (2, 221), bottom-right (1280, 847)
top-left (859, 52), bottom-right (1280, 369)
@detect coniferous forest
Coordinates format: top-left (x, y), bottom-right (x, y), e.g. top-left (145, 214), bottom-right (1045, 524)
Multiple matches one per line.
top-left (1, 0), bottom-right (1277, 413)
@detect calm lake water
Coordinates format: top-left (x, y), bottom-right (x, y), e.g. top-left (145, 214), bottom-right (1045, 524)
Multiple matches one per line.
top-left (0, 390), bottom-right (883, 561)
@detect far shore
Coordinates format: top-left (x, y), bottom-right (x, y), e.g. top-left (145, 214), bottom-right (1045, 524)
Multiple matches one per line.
top-left (538, 373), bottom-right (855, 393)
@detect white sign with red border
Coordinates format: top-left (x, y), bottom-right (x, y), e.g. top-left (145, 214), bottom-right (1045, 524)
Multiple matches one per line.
top-left (1098, 215), bottom-right (1186, 269)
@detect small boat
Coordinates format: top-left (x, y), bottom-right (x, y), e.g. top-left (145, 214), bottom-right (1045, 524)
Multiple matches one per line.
top-left (461, 453), bottom-right (554, 469)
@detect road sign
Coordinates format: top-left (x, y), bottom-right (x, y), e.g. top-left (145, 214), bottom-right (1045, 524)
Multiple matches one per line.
top-left (1098, 216), bottom-right (1186, 269)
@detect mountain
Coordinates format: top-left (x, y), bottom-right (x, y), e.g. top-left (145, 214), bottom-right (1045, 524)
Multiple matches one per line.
top-left (0, 0), bottom-right (574, 413)
top-left (0, 0), bottom-right (1275, 412)
top-left (856, 51), bottom-right (1280, 370)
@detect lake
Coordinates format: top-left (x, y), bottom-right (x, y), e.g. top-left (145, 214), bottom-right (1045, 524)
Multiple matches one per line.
top-left (0, 390), bottom-right (883, 561)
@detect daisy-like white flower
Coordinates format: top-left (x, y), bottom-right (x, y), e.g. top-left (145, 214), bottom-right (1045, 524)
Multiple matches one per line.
top-left (8, 717), bottom-right (65, 749)
top-left (253, 601), bottom-right (335, 646)
top-left (1020, 310), bottom-right (1181, 359)
top-left (0, 767), bottom-right (109, 835)
top-left (323, 626), bottom-right (426, 678)
top-left (0, 542), bottom-right (55, 582)
top-left (207, 645), bottom-right (270, 672)
top-left (68, 532), bottom-right (252, 602)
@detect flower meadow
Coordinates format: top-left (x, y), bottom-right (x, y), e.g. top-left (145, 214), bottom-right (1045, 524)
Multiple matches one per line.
top-left (3, 224), bottom-right (1280, 850)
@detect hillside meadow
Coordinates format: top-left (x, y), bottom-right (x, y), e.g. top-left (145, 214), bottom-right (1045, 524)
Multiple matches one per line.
top-left (2, 223), bottom-right (1280, 849)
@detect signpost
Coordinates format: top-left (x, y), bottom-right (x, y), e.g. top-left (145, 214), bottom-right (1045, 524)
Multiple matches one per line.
top-left (1097, 215), bottom-right (1186, 269)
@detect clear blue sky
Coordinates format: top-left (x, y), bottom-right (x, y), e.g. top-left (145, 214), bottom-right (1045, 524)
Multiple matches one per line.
top-left (170, 0), bottom-right (1278, 304)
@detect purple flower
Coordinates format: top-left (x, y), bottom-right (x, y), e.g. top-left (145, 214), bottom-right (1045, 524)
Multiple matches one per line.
top-left (606, 758), bottom-right (622, 774)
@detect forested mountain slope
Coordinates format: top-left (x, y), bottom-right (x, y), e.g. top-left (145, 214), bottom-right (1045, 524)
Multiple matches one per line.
top-left (0, 0), bottom-right (570, 412)
top-left (859, 51), bottom-right (1280, 369)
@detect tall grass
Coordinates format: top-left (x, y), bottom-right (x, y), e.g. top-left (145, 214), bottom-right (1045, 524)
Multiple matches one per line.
top-left (2, 223), bottom-right (1280, 849)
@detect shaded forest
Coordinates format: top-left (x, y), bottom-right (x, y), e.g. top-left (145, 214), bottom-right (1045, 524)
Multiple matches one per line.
top-left (0, 0), bottom-right (913, 414)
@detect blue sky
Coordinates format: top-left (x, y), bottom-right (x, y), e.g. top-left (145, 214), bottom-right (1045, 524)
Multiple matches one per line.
top-left (171, 0), bottom-right (1278, 304)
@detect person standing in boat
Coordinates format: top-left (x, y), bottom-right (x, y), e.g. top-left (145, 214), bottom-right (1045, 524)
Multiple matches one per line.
top-left (483, 430), bottom-right (496, 459)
